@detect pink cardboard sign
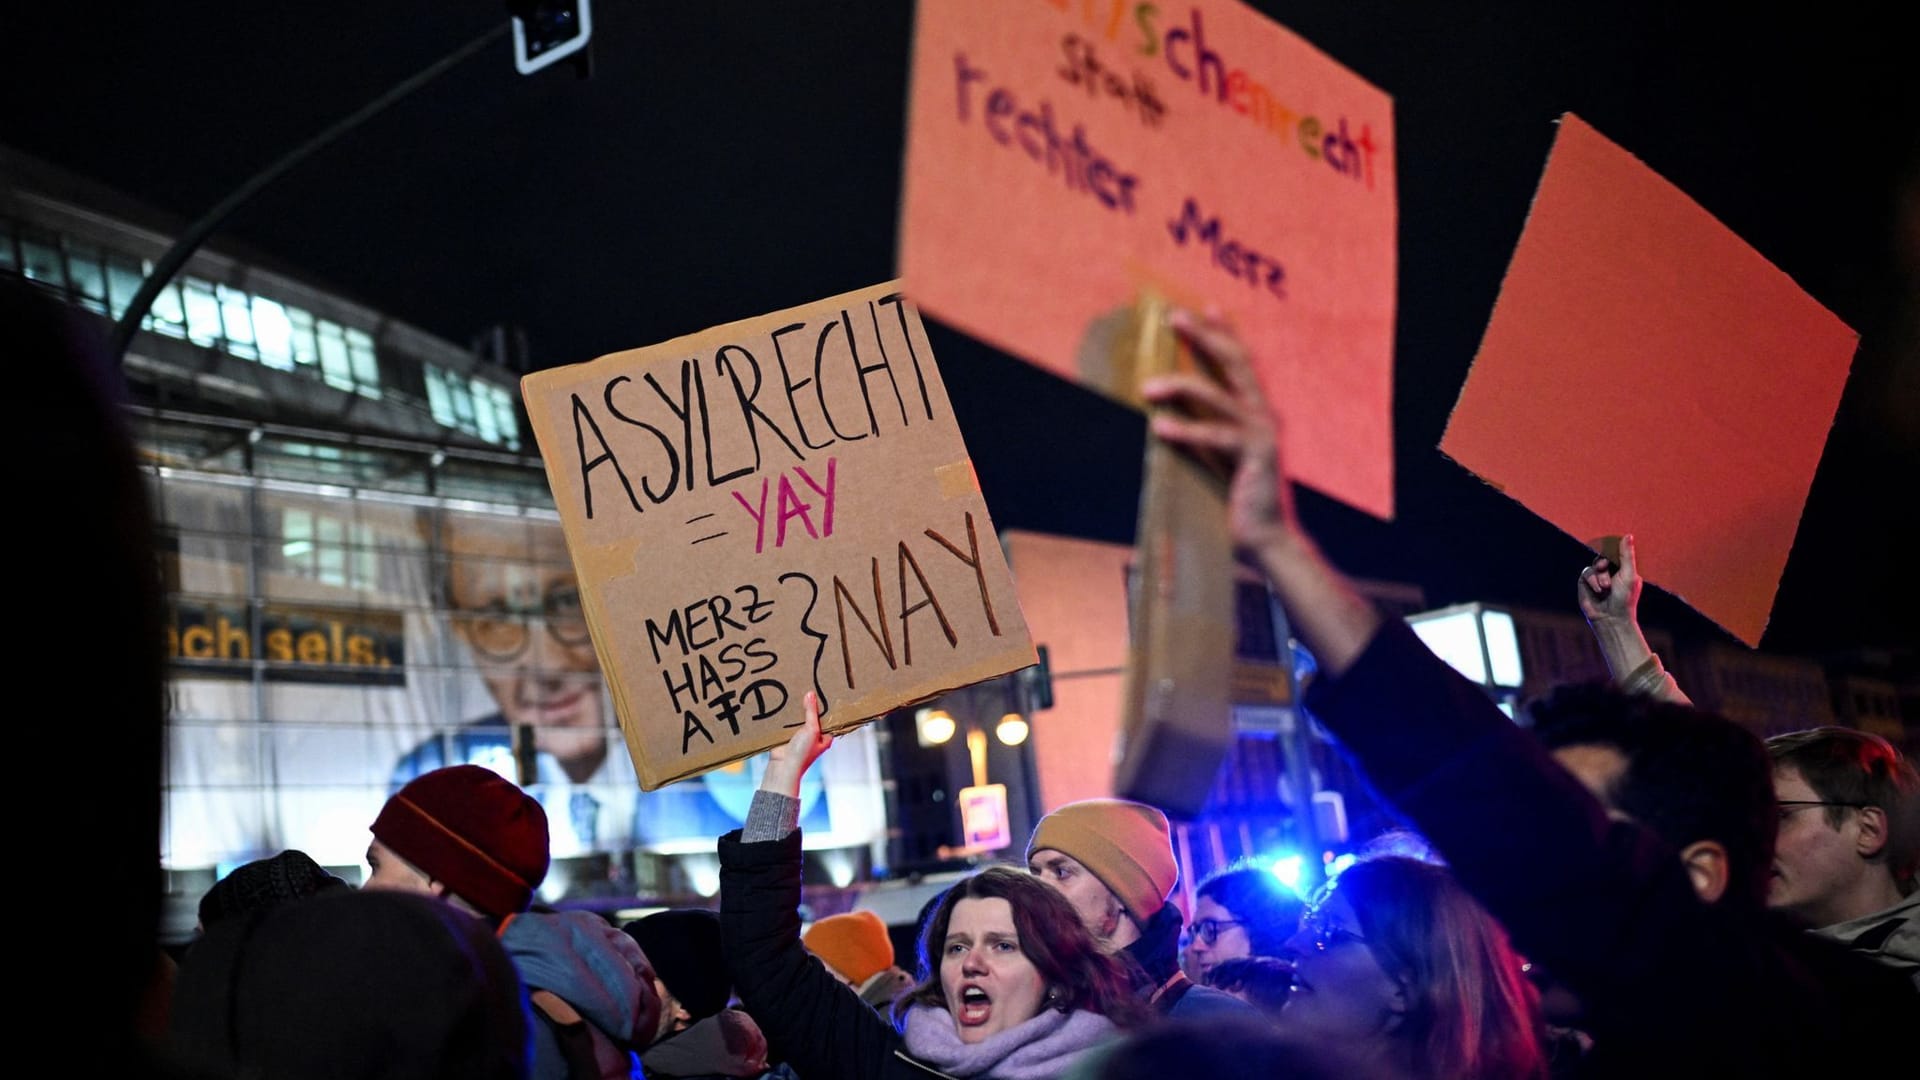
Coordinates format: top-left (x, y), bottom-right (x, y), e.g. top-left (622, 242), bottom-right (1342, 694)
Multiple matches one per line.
top-left (1440, 115), bottom-right (1857, 646)
top-left (900, 0), bottom-right (1398, 518)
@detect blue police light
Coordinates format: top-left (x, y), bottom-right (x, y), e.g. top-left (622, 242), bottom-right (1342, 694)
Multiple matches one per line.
top-left (1268, 853), bottom-right (1307, 895)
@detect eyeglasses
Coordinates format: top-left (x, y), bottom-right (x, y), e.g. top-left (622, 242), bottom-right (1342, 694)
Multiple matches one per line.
top-left (1298, 909), bottom-right (1369, 952)
top-left (455, 581), bottom-right (592, 662)
top-left (1776, 799), bottom-right (1868, 822)
top-left (1189, 918), bottom-right (1246, 946)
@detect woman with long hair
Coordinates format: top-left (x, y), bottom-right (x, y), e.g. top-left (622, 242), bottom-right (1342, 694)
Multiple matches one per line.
top-left (1273, 856), bottom-right (1546, 1079)
top-left (721, 694), bottom-right (1138, 1079)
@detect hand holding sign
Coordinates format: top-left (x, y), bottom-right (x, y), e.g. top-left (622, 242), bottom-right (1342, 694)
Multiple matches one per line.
top-left (1142, 308), bottom-right (1298, 554)
top-left (760, 691), bottom-right (834, 800)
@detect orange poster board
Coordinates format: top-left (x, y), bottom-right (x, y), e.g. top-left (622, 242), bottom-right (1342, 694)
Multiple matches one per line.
top-left (1440, 115), bottom-right (1857, 646)
top-left (522, 283), bottom-right (1036, 788)
top-left (899, 0), bottom-right (1398, 518)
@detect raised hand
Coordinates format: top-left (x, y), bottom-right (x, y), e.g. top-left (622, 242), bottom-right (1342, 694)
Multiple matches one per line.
top-left (1140, 308), bottom-right (1298, 552)
top-left (1578, 534), bottom-right (1641, 628)
top-left (759, 691), bottom-right (834, 798)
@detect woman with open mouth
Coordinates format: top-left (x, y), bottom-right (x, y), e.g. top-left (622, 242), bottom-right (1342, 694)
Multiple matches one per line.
top-left (720, 693), bottom-right (1142, 1078)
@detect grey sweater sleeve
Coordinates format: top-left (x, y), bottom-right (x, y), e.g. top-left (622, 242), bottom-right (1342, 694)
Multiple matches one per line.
top-left (742, 790), bottom-right (801, 842)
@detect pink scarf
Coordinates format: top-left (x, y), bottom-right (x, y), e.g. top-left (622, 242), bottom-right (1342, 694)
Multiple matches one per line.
top-left (899, 1003), bottom-right (1117, 1079)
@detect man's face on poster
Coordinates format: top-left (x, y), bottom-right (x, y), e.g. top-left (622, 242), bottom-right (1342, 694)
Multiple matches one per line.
top-left (442, 514), bottom-right (606, 778)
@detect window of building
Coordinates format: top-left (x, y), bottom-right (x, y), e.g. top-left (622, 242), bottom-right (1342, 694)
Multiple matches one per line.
top-left (18, 227), bottom-right (64, 286)
top-left (252, 296), bottom-right (295, 371)
top-left (18, 220), bottom-right (409, 420)
top-left (420, 364), bottom-right (520, 449)
top-left (147, 280), bottom-right (188, 338)
top-left (183, 277), bottom-right (223, 347)
top-left (346, 328), bottom-right (382, 399)
top-left (106, 253), bottom-right (145, 320)
top-left (472, 376), bottom-right (501, 443)
top-left (64, 241), bottom-right (109, 314)
top-left (287, 306), bottom-right (319, 368)
top-left (316, 319), bottom-right (355, 392)
top-left (218, 284), bottom-right (257, 360)
top-left (425, 365), bottom-right (456, 426)
top-left (449, 375), bottom-right (476, 429)
top-left (278, 505), bottom-right (379, 589)
top-left (491, 385), bottom-right (521, 450)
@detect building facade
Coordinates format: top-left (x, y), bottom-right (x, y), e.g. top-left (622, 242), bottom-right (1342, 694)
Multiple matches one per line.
top-left (4, 150), bottom-right (885, 938)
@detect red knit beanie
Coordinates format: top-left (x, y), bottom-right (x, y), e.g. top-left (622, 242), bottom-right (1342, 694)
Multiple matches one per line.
top-left (371, 765), bottom-right (550, 918)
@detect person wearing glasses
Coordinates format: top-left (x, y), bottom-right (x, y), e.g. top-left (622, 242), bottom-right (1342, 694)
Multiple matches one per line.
top-left (1767, 728), bottom-right (1919, 983)
top-left (1144, 308), bottom-right (1914, 1074)
top-left (1266, 856), bottom-right (1546, 1079)
top-left (1183, 863), bottom-right (1304, 985)
top-left (392, 512), bottom-right (836, 857)
top-left (391, 512), bottom-right (623, 854)
top-left (1580, 536), bottom-right (1919, 980)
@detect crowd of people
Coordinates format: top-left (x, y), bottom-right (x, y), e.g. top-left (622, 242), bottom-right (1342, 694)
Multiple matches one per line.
top-left (28, 265), bottom-right (1914, 1079)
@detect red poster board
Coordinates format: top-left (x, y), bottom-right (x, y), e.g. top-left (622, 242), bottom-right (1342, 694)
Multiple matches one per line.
top-left (1441, 115), bottom-right (1857, 646)
top-left (900, 0), bottom-right (1398, 518)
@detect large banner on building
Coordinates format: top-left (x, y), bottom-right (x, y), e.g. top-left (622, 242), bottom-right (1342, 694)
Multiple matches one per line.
top-left (521, 281), bottom-right (1037, 789)
top-left (156, 476), bottom-right (887, 876)
top-left (899, 0), bottom-right (1398, 518)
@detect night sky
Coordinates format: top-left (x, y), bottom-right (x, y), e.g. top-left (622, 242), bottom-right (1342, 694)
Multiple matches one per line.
top-left (4, 2), bottom-right (1913, 656)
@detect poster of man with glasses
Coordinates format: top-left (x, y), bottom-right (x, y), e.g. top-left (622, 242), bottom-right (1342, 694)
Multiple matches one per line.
top-left (159, 483), bottom-right (883, 893)
top-left (390, 508), bottom-right (851, 857)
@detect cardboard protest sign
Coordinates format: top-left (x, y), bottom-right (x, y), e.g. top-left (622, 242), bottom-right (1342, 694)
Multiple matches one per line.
top-left (900, 0), bottom-right (1398, 518)
top-left (1440, 114), bottom-right (1857, 646)
top-left (522, 283), bottom-right (1036, 788)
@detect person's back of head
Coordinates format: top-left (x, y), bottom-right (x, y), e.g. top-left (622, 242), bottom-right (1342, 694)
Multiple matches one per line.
top-left (197, 849), bottom-right (349, 931)
top-left (1530, 682), bottom-right (1777, 910)
top-left (369, 764), bottom-right (550, 920)
top-left (804, 909), bottom-right (898, 987)
top-left (170, 889), bottom-right (532, 1080)
top-left (622, 908), bottom-right (730, 1038)
top-left (1331, 856), bottom-right (1546, 1080)
top-left (7, 273), bottom-right (168, 1060)
top-left (1767, 726), bottom-right (1919, 897)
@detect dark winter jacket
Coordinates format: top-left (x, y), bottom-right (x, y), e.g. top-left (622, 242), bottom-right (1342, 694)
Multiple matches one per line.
top-left (1302, 621), bottom-right (1918, 1076)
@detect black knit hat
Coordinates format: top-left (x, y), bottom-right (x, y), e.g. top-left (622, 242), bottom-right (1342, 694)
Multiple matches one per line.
top-left (199, 850), bottom-right (349, 930)
top-left (622, 908), bottom-right (729, 1021)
